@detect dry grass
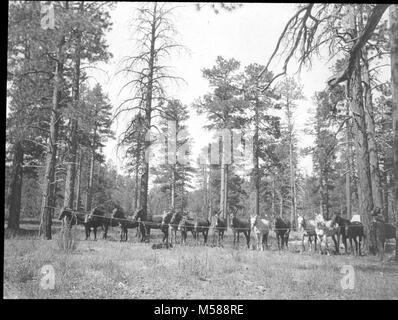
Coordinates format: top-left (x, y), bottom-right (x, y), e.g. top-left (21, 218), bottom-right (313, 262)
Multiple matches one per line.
top-left (3, 226), bottom-right (398, 299)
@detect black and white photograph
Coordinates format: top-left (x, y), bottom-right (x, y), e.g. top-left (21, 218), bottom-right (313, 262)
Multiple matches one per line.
top-left (4, 1), bottom-right (398, 302)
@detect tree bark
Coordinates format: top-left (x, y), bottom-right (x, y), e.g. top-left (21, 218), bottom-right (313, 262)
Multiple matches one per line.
top-left (349, 50), bottom-right (374, 251)
top-left (362, 45), bottom-right (383, 211)
top-left (220, 135), bottom-right (225, 218)
top-left (64, 13), bottom-right (82, 210)
top-left (140, 3), bottom-right (157, 218)
top-left (286, 98), bottom-right (296, 227)
top-left (345, 100), bottom-right (352, 220)
top-left (254, 98), bottom-right (260, 217)
top-left (7, 140), bottom-right (24, 231)
top-left (208, 143), bottom-right (212, 217)
top-left (75, 149), bottom-right (83, 211)
top-left (272, 177), bottom-right (275, 216)
top-left (389, 4), bottom-right (398, 261)
top-left (86, 144), bottom-right (95, 212)
top-left (39, 32), bottom-right (65, 240)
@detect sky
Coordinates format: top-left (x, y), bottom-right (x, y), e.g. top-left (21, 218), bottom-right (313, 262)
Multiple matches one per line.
top-left (87, 2), bottom-right (337, 181)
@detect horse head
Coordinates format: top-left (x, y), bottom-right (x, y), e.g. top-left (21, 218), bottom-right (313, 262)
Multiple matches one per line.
top-left (59, 207), bottom-right (75, 228)
top-left (170, 210), bottom-right (181, 225)
top-left (330, 212), bottom-right (342, 227)
top-left (297, 215), bottom-right (305, 231)
top-left (178, 217), bottom-right (186, 232)
top-left (132, 208), bottom-right (145, 222)
top-left (161, 209), bottom-right (173, 228)
top-left (111, 206), bottom-right (125, 220)
top-left (250, 215), bottom-right (258, 230)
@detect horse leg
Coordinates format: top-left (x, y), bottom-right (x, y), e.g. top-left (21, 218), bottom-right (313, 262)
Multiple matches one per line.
top-left (343, 235), bottom-right (348, 254)
top-left (262, 234), bottom-right (266, 251)
top-left (146, 227), bottom-right (151, 243)
top-left (354, 237), bottom-right (359, 256)
top-left (332, 235), bottom-right (339, 255)
top-left (85, 225), bottom-right (89, 240)
top-left (349, 238), bottom-right (353, 255)
top-left (93, 227), bottom-right (97, 241)
top-left (102, 224), bottom-right (108, 239)
top-left (314, 235), bottom-right (317, 252)
top-left (358, 236), bottom-right (362, 256)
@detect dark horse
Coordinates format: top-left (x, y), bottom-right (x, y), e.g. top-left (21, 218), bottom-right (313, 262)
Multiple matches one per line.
top-left (168, 210), bottom-right (184, 244)
top-left (211, 212), bottom-right (227, 246)
top-left (85, 206), bottom-right (119, 239)
top-left (274, 216), bottom-right (291, 250)
top-left (133, 209), bottom-right (169, 243)
top-left (160, 209), bottom-right (174, 244)
top-left (178, 217), bottom-right (196, 244)
top-left (370, 220), bottom-right (396, 261)
top-left (59, 207), bottom-right (92, 240)
top-left (331, 213), bottom-right (364, 255)
top-left (229, 213), bottom-right (251, 249)
top-left (194, 218), bottom-right (211, 244)
top-left (112, 207), bottom-right (139, 242)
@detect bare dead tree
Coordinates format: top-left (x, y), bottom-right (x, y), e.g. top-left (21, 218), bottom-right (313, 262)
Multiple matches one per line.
top-left (115, 2), bottom-right (184, 217)
top-left (258, 3), bottom-right (392, 252)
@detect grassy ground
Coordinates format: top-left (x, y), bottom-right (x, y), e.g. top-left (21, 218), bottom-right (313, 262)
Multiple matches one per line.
top-left (4, 225), bottom-right (398, 299)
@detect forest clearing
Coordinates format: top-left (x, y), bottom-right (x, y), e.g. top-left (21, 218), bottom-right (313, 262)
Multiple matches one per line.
top-left (4, 223), bottom-right (398, 299)
top-left (5, 2), bottom-right (398, 301)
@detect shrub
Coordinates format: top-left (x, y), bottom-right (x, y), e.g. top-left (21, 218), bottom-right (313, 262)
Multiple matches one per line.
top-left (56, 226), bottom-right (78, 253)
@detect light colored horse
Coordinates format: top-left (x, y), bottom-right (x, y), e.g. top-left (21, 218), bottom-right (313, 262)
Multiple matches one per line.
top-left (315, 214), bottom-right (339, 254)
top-left (297, 215), bottom-right (317, 252)
top-left (250, 215), bottom-right (270, 251)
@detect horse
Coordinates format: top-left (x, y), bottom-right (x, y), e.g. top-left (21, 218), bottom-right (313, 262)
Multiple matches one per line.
top-left (59, 207), bottom-right (94, 239)
top-left (250, 215), bottom-right (270, 251)
top-left (297, 215), bottom-right (317, 252)
top-left (59, 207), bottom-right (78, 229)
top-left (160, 209), bottom-right (174, 244)
top-left (194, 218), bottom-right (211, 245)
top-left (274, 216), bottom-right (291, 250)
top-left (370, 220), bottom-right (396, 261)
top-left (85, 206), bottom-right (118, 239)
top-left (211, 212), bottom-right (227, 246)
top-left (168, 210), bottom-right (184, 244)
top-left (229, 213), bottom-right (251, 249)
top-left (111, 207), bottom-right (139, 242)
top-left (132, 208), bottom-right (169, 243)
top-left (315, 214), bottom-right (339, 255)
top-left (178, 217), bottom-right (196, 244)
top-left (331, 213), bottom-right (364, 255)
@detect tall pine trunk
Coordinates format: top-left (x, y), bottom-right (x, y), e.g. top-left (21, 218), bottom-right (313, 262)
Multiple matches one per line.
top-left (208, 144), bottom-right (213, 217)
top-left (39, 34), bottom-right (65, 240)
top-left (349, 51), bottom-right (374, 251)
top-left (345, 100), bottom-right (352, 219)
top-left (75, 149), bottom-right (83, 211)
top-left (86, 146), bottom-right (95, 212)
top-left (254, 98), bottom-right (260, 217)
top-left (362, 47), bottom-right (383, 211)
top-left (287, 99), bottom-right (296, 227)
top-left (64, 21), bottom-right (82, 210)
top-left (7, 140), bottom-right (24, 231)
top-left (140, 3), bottom-right (157, 218)
top-left (389, 4), bottom-right (398, 261)
top-left (220, 135), bottom-right (225, 218)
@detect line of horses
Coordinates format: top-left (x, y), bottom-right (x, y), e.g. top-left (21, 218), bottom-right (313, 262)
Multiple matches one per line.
top-left (58, 206), bottom-right (396, 260)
